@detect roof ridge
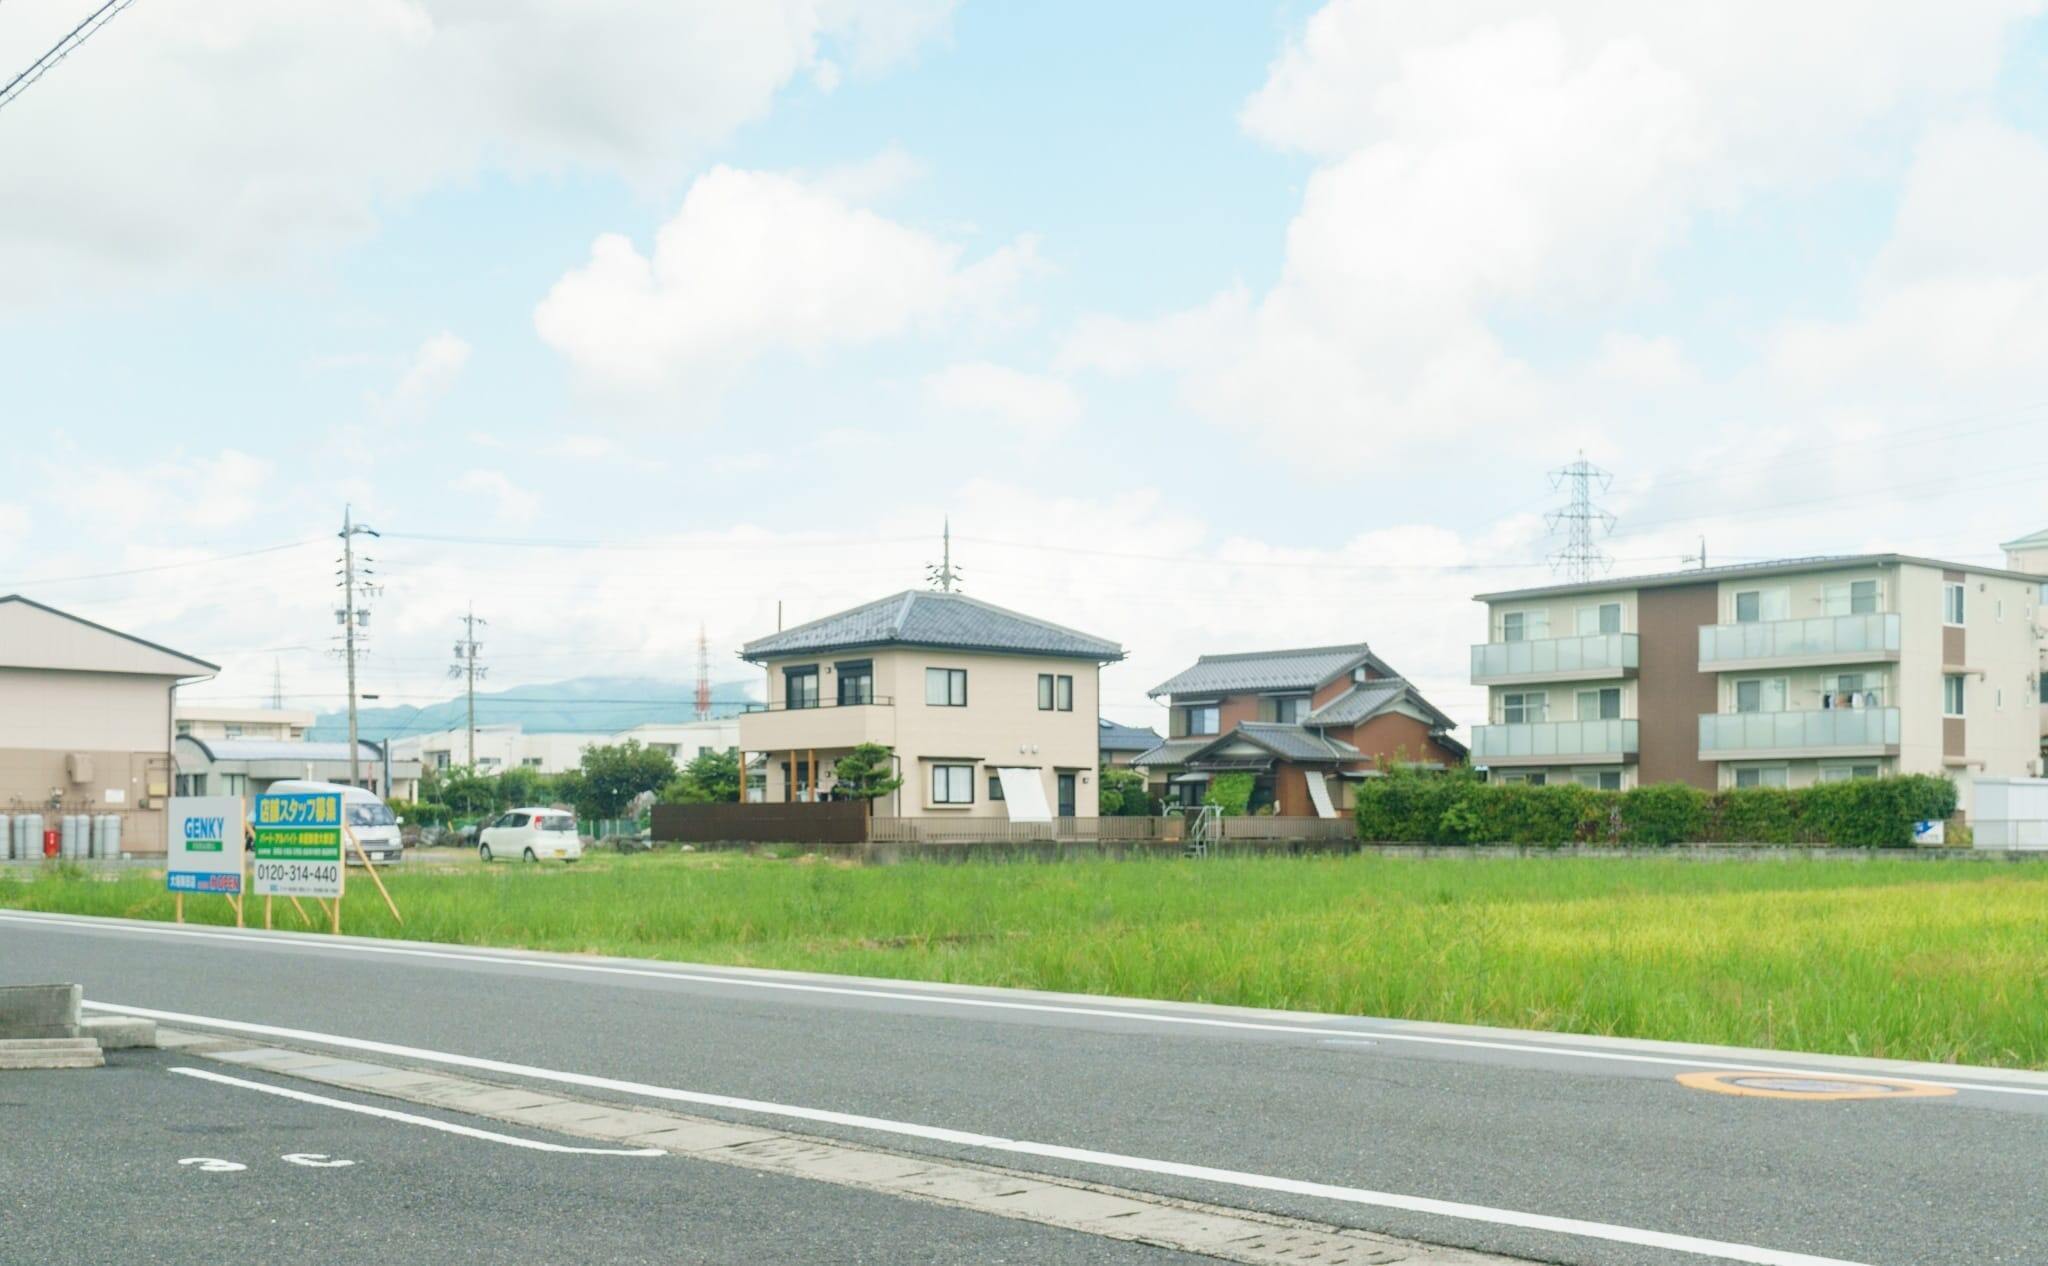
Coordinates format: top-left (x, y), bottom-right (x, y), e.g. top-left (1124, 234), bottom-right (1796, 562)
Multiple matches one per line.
top-left (1194, 642), bottom-right (1370, 663)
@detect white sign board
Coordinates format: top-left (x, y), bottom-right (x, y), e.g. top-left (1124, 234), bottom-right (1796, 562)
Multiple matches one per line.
top-left (252, 790), bottom-right (345, 899)
top-left (167, 796), bottom-right (245, 896)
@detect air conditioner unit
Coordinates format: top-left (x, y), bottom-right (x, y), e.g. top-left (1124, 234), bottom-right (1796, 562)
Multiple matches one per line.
top-left (65, 753), bottom-right (94, 784)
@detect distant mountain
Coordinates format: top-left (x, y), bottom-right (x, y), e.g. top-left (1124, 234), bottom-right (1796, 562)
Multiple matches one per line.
top-left (307, 675), bottom-right (759, 743)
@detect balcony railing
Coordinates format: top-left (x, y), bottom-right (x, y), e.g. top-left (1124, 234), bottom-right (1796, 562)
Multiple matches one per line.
top-left (1698, 707), bottom-right (1900, 758)
top-left (741, 695), bottom-right (895, 713)
top-left (1471, 719), bottom-right (1639, 764)
top-left (1471, 632), bottom-right (1638, 683)
top-left (1698, 613), bottom-right (1900, 669)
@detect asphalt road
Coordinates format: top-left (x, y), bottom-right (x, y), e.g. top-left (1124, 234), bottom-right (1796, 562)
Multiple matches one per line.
top-left (3, 909), bottom-right (2041, 1266)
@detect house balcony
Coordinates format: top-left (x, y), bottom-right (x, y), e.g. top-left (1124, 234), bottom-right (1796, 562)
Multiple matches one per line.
top-left (1471, 632), bottom-right (1638, 685)
top-left (1697, 613), bottom-right (1900, 673)
top-left (1697, 707), bottom-right (1900, 761)
top-left (738, 697), bottom-right (896, 753)
top-left (1471, 719), bottom-right (1639, 767)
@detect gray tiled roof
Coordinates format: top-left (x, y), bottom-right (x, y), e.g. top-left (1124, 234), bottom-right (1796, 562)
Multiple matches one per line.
top-left (1098, 718), bottom-right (1162, 752)
top-left (1128, 737), bottom-right (1210, 769)
top-left (1305, 679), bottom-right (1408, 726)
top-left (1147, 644), bottom-right (1386, 698)
top-left (742, 590), bottom-right (1123, 663)
top-left (1217, 723), bottom-right (1361, 762)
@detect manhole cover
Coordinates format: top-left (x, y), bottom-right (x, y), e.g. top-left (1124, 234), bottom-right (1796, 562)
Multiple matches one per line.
top-left (1676, 1070), bottom-right (1954, 1101)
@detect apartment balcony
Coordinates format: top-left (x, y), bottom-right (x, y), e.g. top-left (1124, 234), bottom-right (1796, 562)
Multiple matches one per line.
top-left (738, 697), bottom-right (896, 753)
top-left (1470, 633), bottom-right (1639, 685)
top-left (1697, 613), bottom-right (1900, 673)
top-left (1471, 719), bottom-right (1639, 767)
top-left (1697, 707), bottom-right (1900, 761)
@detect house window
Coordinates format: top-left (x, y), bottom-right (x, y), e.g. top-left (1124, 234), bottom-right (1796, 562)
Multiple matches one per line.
top-left (219, 773), bottom-right (247, 797)
top-left (1943, 674), bottom-right (1965, 718)
top-left (1183, 705), bottom-right (1220, 736)
top-left (925, 668), bottom-right (968, 707)
top-left (785, 666), bottom-right (820, 710)
top-left (223, 723), bottom-right (243, 738)
top-left (175, 773), bottom-right (204, 796)
top-left (1575, 688), bottom-right (1620, 721)
top-left (175, 721), bottom-right (192, 736)
top-left (1501, 610), bottom-right (1549, 642)
top-left (1500, 771), bottom-right (1547, 786)
top-left (931, 764), bottom-right (975, 805)
top-left (1038, 674), bottom-right (1055, 710)
top-left (523, 757), bottom-right (544, 768)
top-left (988, 772), bottom-right (1005, 801)
top-left (1734, 678), bottom-right (1786, 713)
top-left (1734, 589), bottom-right (1790, 623)
top-left (1575, 770), bottom-right (1622, 790)
top-left (429, 751), bottom-right (451, 771)
top-left (1272, 695), bottom-right (1310, 723)
top-left (837, 661), bottom-right (873, 706)
top-left (1735, 766), bottom-right (1789, 789)
top-left (1502, 692), bottom-right (1546, 724)
top-left (1820, 764), bottom-right (1881, 783)
top-left (1056, 675), bottom-right (1073, 712)
top-left (1943, 582), bottom-right (1966, 626)
top-left (1575, 603), bottom-right (1622, 635)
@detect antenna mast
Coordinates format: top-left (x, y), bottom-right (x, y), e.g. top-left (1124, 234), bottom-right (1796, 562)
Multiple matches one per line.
top-left (926, 516), bottom-right (963, 593)
top-left (1544, 452), bottom-right (1616, 583)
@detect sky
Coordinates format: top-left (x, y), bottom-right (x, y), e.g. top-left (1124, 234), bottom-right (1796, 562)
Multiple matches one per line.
top-left (5, 0), bottom-right (2048, 736)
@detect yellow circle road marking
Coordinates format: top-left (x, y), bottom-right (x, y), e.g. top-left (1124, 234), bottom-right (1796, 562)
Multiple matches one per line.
top-left (1677, 1070), bottom-right (1956, 1101)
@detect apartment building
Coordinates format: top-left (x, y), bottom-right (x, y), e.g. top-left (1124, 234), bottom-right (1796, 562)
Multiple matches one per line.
top-left (2001, 527), bottom-right (2048, 752)
top-left (737, 590), bottom-right (1122, 819)
top-left (1470, 555), bottom-right (2045, 810)
top-left (174, 705), bottom-right (315, 742)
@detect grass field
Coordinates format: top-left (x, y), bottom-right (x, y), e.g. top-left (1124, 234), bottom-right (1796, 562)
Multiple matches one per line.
top-left (7, 851), bottom-right (2046, 1069)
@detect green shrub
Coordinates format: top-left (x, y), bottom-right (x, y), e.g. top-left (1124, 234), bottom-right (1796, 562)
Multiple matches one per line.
top-left (1713, 788), bottom-right (1802, 844)
top-left (1615, 783), bottom-right (1709, 845)
top-left (1355, 764), bottom-right (1476, 843)
top-left (1204, 772), bottom-right (1255, 817)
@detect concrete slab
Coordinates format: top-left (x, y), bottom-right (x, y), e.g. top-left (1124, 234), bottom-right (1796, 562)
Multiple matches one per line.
top-left (0, 1038), bottom-right (103, 1070)
top-left (0, 984), bottom-right (80, 1039)
top-left (81, 1016), bottom-right (156, 1050)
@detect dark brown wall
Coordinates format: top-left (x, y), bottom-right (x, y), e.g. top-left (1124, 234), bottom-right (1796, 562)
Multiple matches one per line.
top-left (651, 801), bottom-right (868, 845)
top-left (1943, 717), bottom-right (1965, 759)
top-left (1635, 583), bottom-right (1719, 789)
top-left (1943, 625), bottom-right (1966, 666)
top-left (1341, 712), bottom-right (1462, 768)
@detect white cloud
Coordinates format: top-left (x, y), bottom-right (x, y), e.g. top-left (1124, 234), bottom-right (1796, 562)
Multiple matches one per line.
top-left (543, 434), bottom-right (620, 460)
top-left (455, 469), bottom-right (536, 525)
top-left (923, 362), bottom-right (1080, 433)
top-left (390, 333), bottom-right (472, 408)
top-left (813, 144), bottom-right (927, 204)
top-left (0, 0), bottom-right (956, 297)
top-left (42, 446), bottom-right (273, 537)
top-left (534, 165), bottom-right (1035, 390)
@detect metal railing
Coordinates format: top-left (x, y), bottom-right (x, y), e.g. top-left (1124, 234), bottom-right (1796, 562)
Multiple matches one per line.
top-left (1471, 632), bottom-right (1638, 680)
top-left (1698, 707), bottom-right (1900, 755)
top-left (1470, 719), bottom-right (1639, 761)
top-left (1698, 613), bottom-right (1899, 666)
top-left (741, 695), bottom-right (895, 713)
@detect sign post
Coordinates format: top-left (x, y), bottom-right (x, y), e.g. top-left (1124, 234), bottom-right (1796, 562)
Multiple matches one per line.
top-left (167, 796), bottom-right (247, 922)
top-left (252, 790), bottom-right (344, 929)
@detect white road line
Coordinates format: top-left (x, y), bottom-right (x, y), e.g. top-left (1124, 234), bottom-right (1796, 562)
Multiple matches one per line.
top-left (129, 1002), bottom-right (1858, 1266)
top-left (168, 1066), bottom-right (664, 1156)
top-left (9, 909), bottom-right (2038, 1099)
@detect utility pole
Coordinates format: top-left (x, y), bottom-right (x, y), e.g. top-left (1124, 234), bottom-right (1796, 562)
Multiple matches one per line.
top-left (449, 604), bottom-right (487, 768)
top-left (1683, 535), bottom-right (1708, 571)
top-left (337, 507), bottom-right (380, 787)
top-left (1545, 452), bottom-right (1616, 583)
top-left (926, 516), bottom-right (963, 593)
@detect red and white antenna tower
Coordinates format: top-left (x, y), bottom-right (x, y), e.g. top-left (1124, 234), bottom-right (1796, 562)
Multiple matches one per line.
top-left (694, 624), bottom-right (712, 721)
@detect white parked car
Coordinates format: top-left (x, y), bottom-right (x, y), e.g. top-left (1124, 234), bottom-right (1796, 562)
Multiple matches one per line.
top-left (478, 807), bottom-right (583, 863)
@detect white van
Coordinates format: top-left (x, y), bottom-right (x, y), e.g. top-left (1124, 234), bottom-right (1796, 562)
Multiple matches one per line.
top-left (263, 780), bottom-right (404, 866)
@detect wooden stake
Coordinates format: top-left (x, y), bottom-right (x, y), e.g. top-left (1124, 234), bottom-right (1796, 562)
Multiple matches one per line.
top-left (174, 893), bottom-right (184, 924)
top-left (265, 895), bottom-right (273, 930)
top-left (228, 893), bottom-right (243, 928)
top-left (330, 893), bottom-right (341, 935)
top-left (345, 825), bottom-right (402, 925)
top-left (289, 896), bottom-right (312, 927)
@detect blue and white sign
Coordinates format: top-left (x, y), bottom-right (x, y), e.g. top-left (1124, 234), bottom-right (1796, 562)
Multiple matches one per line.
top-left (167, 797), bottom-right (245, 895)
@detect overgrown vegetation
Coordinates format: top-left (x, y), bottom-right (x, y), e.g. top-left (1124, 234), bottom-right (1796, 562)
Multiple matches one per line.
top-left (403, 740), bottom-right (683, 825)
top-left (1203, 771), bottom-right (1255, 816)
top-left (7, 851), bottom-right (2044, 1068)
top-left (1355, 765), bottom-right (1957, 847)
top-left (1098, 766), bottom-right (1156, 816)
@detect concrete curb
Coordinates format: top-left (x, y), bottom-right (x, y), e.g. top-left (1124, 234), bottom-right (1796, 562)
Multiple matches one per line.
top-left (0, 982), bottom-right (81, 1039)
top-left (0, 1037), bottom-right (103, 1069)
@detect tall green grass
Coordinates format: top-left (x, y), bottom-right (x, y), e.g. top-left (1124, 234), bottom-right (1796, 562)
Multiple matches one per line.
top-left (7, 853), bottom-right (2045, 1068)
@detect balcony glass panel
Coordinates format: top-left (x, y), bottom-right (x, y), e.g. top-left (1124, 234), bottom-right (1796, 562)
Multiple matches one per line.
top-left (1697, 707), bottom-right (1900, 754)
top-left (1471, 633), bottom-right (1639, 679)
top-left (1697, 613), bottom-right (1900, 665)
top-left (1472, 719), bottom-right (1639, 760)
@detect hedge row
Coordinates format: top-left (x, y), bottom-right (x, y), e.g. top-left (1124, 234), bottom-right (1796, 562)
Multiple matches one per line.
top-left (1354, 769), bottom-right (1957, 847)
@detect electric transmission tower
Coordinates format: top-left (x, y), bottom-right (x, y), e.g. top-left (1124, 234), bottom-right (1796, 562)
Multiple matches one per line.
top-left (925, 517), bottom-right (963, 593)
top-left (1544, 452), bottom-right (1616, 583)
top-left (336, 507), bottom-right (381, 786)
top-left (694, 624), bottom-right (712, 722)
top-left (450, 604), bottom-right (487, 768)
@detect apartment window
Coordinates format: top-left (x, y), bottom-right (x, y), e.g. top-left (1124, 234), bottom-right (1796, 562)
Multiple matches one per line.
top-left (1823, 580), bottom-right (1879, 616)
top-left (1943, 582), bottom-right (1966, 626)
top-left (1820, 764), bottom-right (1881, 783)
top-left (1575, 603), bottom-right (1622, 635)
top-left (1056, 675), bottom-right (1073, 712)
top-left (1501, 610), bottom-right (1549, 642)
top-left (837, 661), bottom-right (873, 706)
top-left (1502, 692), bottom-right (1547, 724)
top-left (1183, 705), bottom-right (1220, 736)
top-left (429, 751), bottom-right (450, 771)
top-left (1272, 695), bottom-right (1310, 724)
top-left (523, 757), bottom-right (544, 768)
top-left (1734, 589), bottom-right (1790, 623)
top-left (931, 764), bottom-right (975, 805)
top-left (2040, 671), bottom-right (2048, 704)
top-left (785, 666), bottom-right (820, 710)
top-left (925, 667), bottom-right (968, 707)
top-left (1575, 687), bottom-right (1621, 720)
top-left (1501, 771), bottom-right (1547, 786)
top-left (223, 723), bottom-right (243, 738)
top-left (988, 771), bottom-right (1005, 802)
top-left (1575, 770), bottom-right (1622, 791)
top-left (219, 773), bottom-right (247, 797)
top-left (1943, 674), bottom-right (1966, 718)
top-left (1734, 678), bottom-right (1787, 713)
top-left (1735, 766), bottom-right (1789, 789)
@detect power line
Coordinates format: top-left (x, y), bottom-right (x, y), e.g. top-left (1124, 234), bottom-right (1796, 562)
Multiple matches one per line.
top-left (0, 0), bottom-right (140, 116)
top-left (0, 538), bottom-right (321, 589)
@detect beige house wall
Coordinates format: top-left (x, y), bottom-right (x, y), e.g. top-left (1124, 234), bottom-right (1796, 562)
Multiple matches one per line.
top-left (0, 668), bottom-right (177, 854)
top-left (1488, 589), bottom-right (1638, 641)
top-left (743, 648), bottom-right (1103, 818)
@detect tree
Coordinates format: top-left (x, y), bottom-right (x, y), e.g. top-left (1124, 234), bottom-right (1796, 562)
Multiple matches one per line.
top-left (659, 748), bottom-right (741, 805)
top-left (435, 766), bottom-right (498, 819)
top-left (1100, 766), bottom-right (1153, 817)
top-left (1204, 772), bottom-right (1255, 817)
top-left (827, 742), bottom-right (902, 813)
top-left (572, 740), bottom-right (677, 819)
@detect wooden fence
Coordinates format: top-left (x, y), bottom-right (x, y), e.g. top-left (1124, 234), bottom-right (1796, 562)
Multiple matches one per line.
top-left (647, 806), bottom-right (1357, 853)
top-left (865, 816), bottom-right (1181, 845)
top-left (650, 801), bottom-right (868, 846)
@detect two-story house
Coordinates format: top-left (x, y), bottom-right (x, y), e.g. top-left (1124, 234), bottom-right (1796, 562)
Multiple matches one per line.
top-left (737, 590), bottom-right (1123, 819)
top-left (1131, 643), bottom-right (1464, 817)
top-left (1469, 554), bottom-right (2045, 811)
